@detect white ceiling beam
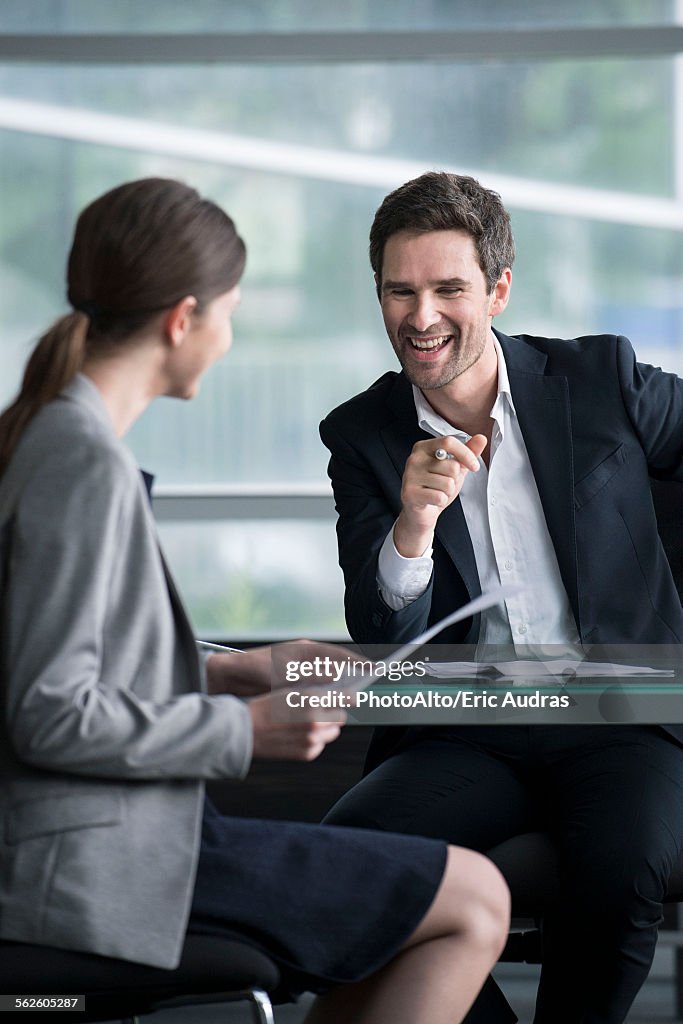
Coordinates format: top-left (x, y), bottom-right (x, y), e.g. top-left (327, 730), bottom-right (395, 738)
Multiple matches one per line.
top-left (1, 96), bottom-right (682, 230)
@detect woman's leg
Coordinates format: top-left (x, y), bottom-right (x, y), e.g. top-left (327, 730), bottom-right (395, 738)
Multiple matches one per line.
top-left (304, 845), bottom-right (510, 1024)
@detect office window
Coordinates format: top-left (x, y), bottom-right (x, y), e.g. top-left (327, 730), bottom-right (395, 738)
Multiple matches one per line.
top-left (2, 6), bottom-right (682, 636)
top-left (0, 0), bottom-right (675, 32)
top-left (158, 519), bottom-right (345, 639)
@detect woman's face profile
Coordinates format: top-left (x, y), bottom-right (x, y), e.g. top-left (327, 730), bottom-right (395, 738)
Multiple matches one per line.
top-left (167, 283), bottom-right (241, 400)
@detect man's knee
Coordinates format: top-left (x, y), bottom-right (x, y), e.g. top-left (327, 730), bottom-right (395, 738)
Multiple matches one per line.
top-left (323, 785), bottom-right (391, 831)
top-left (323, 762), bottom-right (442, 834)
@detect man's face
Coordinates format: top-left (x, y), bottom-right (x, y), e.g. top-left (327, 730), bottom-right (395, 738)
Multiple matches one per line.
top-left (378, 229), bottom-right (510, 392)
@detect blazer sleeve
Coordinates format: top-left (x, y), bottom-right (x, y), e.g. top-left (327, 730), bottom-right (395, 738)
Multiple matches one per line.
top-left (3, 442), bottom-right (252, 781)
top-left (616, 335), bottom-right (683, 479)
top-left (320, 415), bottom-right (434, 646)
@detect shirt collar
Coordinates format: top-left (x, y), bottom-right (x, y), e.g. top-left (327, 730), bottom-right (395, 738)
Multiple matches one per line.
top-left (412, 332), bottom-right (515, 439)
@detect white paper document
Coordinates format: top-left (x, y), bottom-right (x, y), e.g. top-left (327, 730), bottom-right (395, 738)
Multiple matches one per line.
top-left (379, 583), bottom-right (524, 666)
top-left (425, 659), bottom-right (674, 680)
top-left (336, 583), bottom-right (523, 690)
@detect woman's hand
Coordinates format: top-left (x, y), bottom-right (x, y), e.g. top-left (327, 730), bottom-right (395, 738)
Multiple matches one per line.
top-left (247, 692), bottom-right (344, 761)
top-left (206, 639), bottom-right (364, 762)
top-left (205, 639), bottom-right (361, 697)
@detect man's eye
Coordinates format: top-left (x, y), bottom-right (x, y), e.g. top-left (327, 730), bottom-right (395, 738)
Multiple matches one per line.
top-left (439, 288), bottom-right (462, 296)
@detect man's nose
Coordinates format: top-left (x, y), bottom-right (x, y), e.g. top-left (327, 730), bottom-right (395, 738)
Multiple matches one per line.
top-left (407, 293), bottom-right (441, 333)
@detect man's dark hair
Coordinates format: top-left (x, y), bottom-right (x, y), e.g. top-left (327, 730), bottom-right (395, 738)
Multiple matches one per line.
top-left (370, 171), bottom-right (515, 293)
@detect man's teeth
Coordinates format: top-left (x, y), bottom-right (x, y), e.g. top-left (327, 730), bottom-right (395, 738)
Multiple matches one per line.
top-left (410, 335), bottom-right (450, 350)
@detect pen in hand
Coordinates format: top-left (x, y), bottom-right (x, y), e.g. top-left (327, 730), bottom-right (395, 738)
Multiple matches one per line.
top-left (197, 639), bottom-right (244, 654)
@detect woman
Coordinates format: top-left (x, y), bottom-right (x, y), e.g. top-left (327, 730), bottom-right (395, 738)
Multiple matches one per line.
top-left (0, 178), bottom-right (509, 1023)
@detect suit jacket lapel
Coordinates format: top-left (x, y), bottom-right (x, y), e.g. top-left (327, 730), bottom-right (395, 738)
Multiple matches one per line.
top-left (496, 330), bottom-right (580, 631)
top-left (158, 547), bottom-right (204, 693)
top-left (381, 375), bottom-right (428, 481)
top-left (140, 469), bottom-right (203, 693)
top-left (381, 374), bottom-right (481, 600)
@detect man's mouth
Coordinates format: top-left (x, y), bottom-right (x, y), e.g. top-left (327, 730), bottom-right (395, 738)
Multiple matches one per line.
top-left (407, 334), bottom-right (453, 356)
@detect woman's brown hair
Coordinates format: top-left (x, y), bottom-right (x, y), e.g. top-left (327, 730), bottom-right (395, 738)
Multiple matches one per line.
top-left (0, 177), bottom-right (246, 474)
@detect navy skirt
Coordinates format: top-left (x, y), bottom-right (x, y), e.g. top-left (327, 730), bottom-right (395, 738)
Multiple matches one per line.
top-left (188, 798), bottom-right (447, 997)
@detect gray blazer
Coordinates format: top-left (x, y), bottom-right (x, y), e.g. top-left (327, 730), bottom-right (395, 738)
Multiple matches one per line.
top-left (0, 374), bottom-right (252, 968)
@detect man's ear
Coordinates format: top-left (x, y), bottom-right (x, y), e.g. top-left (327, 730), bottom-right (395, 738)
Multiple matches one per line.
top-left (489, 269), bottom-right (512, 318)
top-left (163, 296), bottom-right (198, 347)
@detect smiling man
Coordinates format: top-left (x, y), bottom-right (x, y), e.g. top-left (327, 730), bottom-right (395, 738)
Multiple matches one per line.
top-left (319, 172), bottom-right (683, 1024)
top-left (380, 227), bottom-right (508, 388)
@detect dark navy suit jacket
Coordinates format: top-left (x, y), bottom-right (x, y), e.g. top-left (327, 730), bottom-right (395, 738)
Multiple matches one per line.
top-left (320, 330), bottom-right (683, 764)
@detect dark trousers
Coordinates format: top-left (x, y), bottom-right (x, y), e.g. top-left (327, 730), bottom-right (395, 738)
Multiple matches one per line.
top-left (324, 725), bottom-right (683, 1024)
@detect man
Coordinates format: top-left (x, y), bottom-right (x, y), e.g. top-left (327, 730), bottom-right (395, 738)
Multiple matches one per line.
top-left (319, 171), bottom-right (683, 1024)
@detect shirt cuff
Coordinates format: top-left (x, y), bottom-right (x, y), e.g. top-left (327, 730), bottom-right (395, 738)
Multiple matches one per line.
top-left (376, 523), bottom-right (434, 611)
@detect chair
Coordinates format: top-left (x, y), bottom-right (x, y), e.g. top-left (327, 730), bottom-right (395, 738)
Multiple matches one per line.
top-left (486, 476), bottom-right (683, 1006)
top-left (0, 934), bottom-right (279, 1023)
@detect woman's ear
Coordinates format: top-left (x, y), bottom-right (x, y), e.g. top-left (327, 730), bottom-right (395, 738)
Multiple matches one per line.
top-left (163, 296), bottom-right (198, 347)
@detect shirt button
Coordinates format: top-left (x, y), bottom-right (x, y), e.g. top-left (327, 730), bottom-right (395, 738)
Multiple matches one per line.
top-left (518, 624), bottom-right (528, 635)
top-left (490, 496), bottom-right (497, 506)
top-left (504, 560), bottom-right (513, 571)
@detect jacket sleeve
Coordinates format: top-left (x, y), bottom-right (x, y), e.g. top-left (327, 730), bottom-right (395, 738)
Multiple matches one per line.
top-left (320, 414), bottom-right (434, 646)
top-left (3, 443), bottom-right (252, 781)
top-left (616, 335), bottom-right (683, 480)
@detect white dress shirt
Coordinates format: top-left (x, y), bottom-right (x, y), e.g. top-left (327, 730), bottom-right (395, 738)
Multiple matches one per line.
top-left (377, 335), bottom-right (580, 647)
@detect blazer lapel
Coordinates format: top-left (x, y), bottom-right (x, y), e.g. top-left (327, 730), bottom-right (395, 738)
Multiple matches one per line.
top-left (381, 374), bottom-right (481, 600)
top-left (140, 469), bottom-right (203, 693)
top-left (381, 373), bottom-right (427, 475)
top-left (158, 547), bottom-right (204, 693)
top-left (497, 331), bottom-right (580, 631)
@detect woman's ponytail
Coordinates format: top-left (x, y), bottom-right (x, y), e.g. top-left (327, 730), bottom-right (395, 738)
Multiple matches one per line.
top-left (0, 311), bottom-right (88, 475)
